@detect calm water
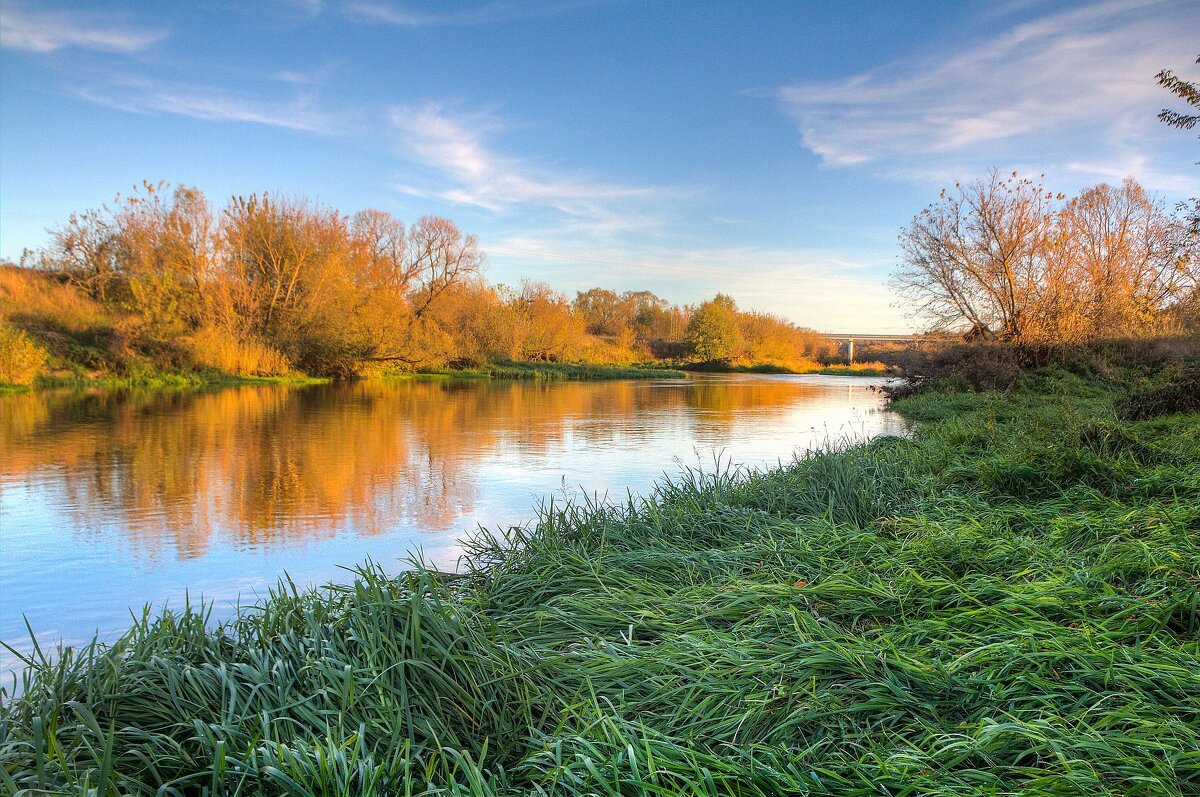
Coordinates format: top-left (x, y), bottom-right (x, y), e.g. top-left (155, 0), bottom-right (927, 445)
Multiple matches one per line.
top-left (0, 374), bottom-right (904, 673)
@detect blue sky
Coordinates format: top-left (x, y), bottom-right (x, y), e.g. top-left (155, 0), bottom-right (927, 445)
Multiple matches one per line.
top-left (1, 0), bottom-right (1196, 332)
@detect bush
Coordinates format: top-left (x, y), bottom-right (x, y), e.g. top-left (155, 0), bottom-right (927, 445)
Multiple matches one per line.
top-left (1118, 363), bottom-right (1200, 420)
top-left (189, 326), bottom-right (292, 377)
top-left (0, 323), bottom-right (49, 385)
top-left (885, 337), bottom-right (1200, 400)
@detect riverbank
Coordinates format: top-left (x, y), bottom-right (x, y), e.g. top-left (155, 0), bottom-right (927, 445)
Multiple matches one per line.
top-left (405, 360), bottom-right (688, 381)
top-left (682, 360), bottom-right (892, 377)
top-left (1, 361), bottom-right (688, 392)
top-left (2, 363), bottom-right (1197, 794)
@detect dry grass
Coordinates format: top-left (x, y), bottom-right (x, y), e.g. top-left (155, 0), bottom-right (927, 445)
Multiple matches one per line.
top-left (188, 326), bottom-right (292, 377)
top-left (0, 265), bottom-right (108, 335)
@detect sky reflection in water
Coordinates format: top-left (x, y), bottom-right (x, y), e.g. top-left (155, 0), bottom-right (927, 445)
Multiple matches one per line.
top-left (0, 374), bottom-right (905, 673)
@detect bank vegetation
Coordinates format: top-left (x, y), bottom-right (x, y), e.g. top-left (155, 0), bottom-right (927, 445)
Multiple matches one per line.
top-left (0, 183), bottom-right (842, 387)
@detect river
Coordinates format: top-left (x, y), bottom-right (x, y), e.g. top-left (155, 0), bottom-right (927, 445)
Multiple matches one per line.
top-left (0, 373), bottom-right (905, 676)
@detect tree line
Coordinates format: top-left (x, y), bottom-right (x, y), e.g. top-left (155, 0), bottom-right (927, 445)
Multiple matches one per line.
top-left (6, 182), bottom-right (834, 380)
top-left (892, 173), bottom-right (1199, 342)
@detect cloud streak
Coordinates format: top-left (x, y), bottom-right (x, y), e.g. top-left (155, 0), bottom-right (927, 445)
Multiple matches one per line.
top-left (773, 0), bottom-right (1196, 188)
top-left (342, 0), bottom-right (598, 27)
top-left (389, 103), bottom-right (667, 218)
top-left (75, 77), bottom-right (339, 133)
top-left (0, 4), bottom-right (167, 53)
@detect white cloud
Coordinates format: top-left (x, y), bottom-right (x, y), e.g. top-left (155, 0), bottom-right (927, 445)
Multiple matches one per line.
top-left (773, 0), bottom-right (1197, 191)
top-left (75, 78), bottom-right (339, 132)
top-left (389, 103), bottom-right (668, 217)
top-left (342, 0), bottom-right (597, 27)
top-left (0, 4), bottom-right (166, 53)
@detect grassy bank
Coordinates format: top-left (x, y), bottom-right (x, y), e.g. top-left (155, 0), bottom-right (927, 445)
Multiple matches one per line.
top-left (31, 368), bottom-right (330, 391)
top-left (683, 361), bottom-right (893, 377)
top-left (0, 362), bottom-right (684, 393)
top-left (2, 365), bottom-right (1197, 795)
top-left (413, 360), bottom-right (689, 381)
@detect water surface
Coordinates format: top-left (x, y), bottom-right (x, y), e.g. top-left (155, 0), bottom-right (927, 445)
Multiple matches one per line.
top-left (0, 374), bottom-right (904, 673)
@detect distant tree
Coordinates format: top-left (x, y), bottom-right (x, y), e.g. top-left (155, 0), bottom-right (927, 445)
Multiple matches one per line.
top-left (687, 294), bottom-right (742, 362)
top-left (572, 287), bottom-right (634, 336)
top-left (512, 280), bottom-right (584, 361)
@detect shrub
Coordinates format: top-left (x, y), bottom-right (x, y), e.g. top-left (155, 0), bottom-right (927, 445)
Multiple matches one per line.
top-left (0, 323), bottom-right (49, 385)
top-left (189, 326), bottom-right (291, 377)
top-left (1118, 363), bottom-right (1200, 420)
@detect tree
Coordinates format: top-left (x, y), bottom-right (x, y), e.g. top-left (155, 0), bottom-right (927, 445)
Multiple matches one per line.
top-left (1049, 179), bottom-right (1187, 340)
top-left (572, 288), bottom-right (635, 336)
top-left (405, 216), bottom-right (483, 318)
top-left (894, 173), bottom-right (1193, 342)
top-left (511, 280), bottom-right (584, 361)
top-left (1157, 54), bottom-right (1200, 135)
top-left (1157, 53), bottom-right (1200, 242)
top-left (893, 171), bottom-right (1059, 340)
top-left (687, 294), bottom-right (742, 362)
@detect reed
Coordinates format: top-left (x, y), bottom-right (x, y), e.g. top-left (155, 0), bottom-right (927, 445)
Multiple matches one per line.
top-left (2, 364), bottom-right (1197, 795)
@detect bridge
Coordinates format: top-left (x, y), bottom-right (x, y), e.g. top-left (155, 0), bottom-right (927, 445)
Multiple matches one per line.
top-left (820, 333), bottom-right (925, 363)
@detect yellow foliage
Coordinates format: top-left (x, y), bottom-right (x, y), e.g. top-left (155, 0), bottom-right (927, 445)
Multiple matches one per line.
top-left (0, 323), bottom-right (49, 385)
top-left (189, 326), bottom-right (291, 377)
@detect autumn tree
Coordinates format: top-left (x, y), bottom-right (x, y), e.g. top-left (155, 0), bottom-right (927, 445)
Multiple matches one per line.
top-left (687, 293), bottom-right (742, 362)
top-left (511, 280), bottom-right (584, 361)
top-left (895, 172), bottom-right (1194, 342)
top-left (405, 216), bottom-right (483, 319)
top-left (893, 171), bottom-right (1060, 341)
top-left (1046, 180), bottom-right (1189, 340)
top-left (36, 209), bottom-right (118, 302)
top-left (573, 288), bottom-right (635, 336)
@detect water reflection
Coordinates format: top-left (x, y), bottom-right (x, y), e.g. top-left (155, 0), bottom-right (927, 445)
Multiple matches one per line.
top-left (0, 375), bottom-right (904, 671)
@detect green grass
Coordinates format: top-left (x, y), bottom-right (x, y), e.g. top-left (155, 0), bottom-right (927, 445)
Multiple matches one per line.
top-left (805, 365), bottom-right (892, 377)
top-left (412, 360), bottom-right (689, 381)
top-left (34, 367), bottom-right (329, 391)
top-left (2, 367), bottom-right (1198, 795)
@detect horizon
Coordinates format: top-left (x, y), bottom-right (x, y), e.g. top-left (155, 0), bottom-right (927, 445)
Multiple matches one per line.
top-left (2, 0), bottom-right (1197, 334)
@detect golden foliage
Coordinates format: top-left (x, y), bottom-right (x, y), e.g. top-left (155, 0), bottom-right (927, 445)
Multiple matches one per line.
top-left (188, 326), bottom-right (292, 377)
top-left (895, 173), bottom-right (1198, 342)
top-left (0, 323), bottom-right (49, 385)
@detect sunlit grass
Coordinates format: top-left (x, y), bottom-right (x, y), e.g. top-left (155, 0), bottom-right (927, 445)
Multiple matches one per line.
top-left (1, 367), bottom-right (1197, 795)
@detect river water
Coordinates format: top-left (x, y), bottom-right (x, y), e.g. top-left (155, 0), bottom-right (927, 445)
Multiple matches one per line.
top-left (0, 374), bottom-right (905, 675)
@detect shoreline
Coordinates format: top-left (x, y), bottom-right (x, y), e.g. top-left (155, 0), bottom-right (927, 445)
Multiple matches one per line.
top-left (2, 361), bottom-right (894, 393)
top-left (3, 361), bottom-right (1196, 792)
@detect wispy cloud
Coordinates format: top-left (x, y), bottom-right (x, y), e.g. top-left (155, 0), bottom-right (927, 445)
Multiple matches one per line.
top-left (0, 4), bottom-right (166, 53)
top-left (389, 103), bottom-right (668, 217)
top-left (75, 77), bottom-right (339, 132)
top-left (342, 0), bottom-right (598, 27)
top-left (772, 0), bottom-right (1196, 189)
